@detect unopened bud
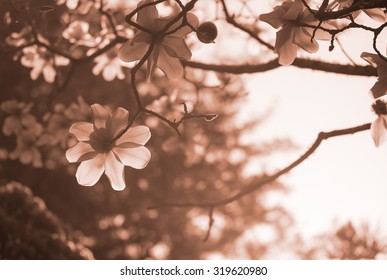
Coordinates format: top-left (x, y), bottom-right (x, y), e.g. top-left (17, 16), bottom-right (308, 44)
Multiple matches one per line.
top-left (197, 22), bottom-right (218, 44)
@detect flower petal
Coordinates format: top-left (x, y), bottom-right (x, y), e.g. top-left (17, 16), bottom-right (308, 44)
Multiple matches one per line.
top-left (361, 52), bottom-right (379, 68)
top-left (113, 146), bottom-right (151, 169)
top-left (43, 64), bottom-right (56, 83)
top-left (109, 107), bottom-right (129, 138)
top-left (293, 27), bottom-right (319, 53)
top-left (69, 122), bottom-right (94, 141)
top-left (275, 27), bottom-right (298, 66)
top-left (146, 45), bottom-right (160, 81)
top-left (361, 52), bottom-right (387, 98)
top-left (364, 8), bottom-right (386, 23)
top-left (104, 151), bottom-right (126, 191)
top-left (91, 103), bottom-right (110, 129)
top-left (116, 125), bottom-right (151, 146)
top-left (118, 33), bottom-right (150, 62)
top-left (137, 0), bottom-right (159, 30)
top-left (162, 37), bottom-right (192, 60)
top-left (175, 12), bottom-right (199, 36)
top-left (283, 0), bottom-right (303, 20)
top-left (259, 6), bottom-right (286, 29)
top-left (75, 153), bottom-right (105, 186)
top-left (157, 47), bottom-right (183, 79)
top-left (66, 142), bottom-right (97, 163)
top-left (157, 12), bottom-right (199, 37)
top-left (370, 79), bottom-right (387, 100)
top-left (371, 116), bottom-right (387, 147)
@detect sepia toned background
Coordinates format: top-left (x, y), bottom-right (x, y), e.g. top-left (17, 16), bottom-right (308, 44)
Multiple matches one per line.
top-left (0, 0), bottom-right (386, 259)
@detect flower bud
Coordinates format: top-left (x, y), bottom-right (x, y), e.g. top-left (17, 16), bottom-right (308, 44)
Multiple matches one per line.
top-left (196, 22), bottom-right (217, 44)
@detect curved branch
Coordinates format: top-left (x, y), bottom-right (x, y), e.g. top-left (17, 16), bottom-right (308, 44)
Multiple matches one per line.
top-left (183, 58), bottom-right (377, 76)
top-left (150, 123), bottom-right (371, 209)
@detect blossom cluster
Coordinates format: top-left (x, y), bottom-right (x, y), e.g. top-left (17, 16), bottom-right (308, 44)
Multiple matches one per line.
top-left (2, 0), bottom-right (386, 192)
top-left (258, 0), bottom-right (386, 145)
top-left (0, 97), bottom-right (90, 169)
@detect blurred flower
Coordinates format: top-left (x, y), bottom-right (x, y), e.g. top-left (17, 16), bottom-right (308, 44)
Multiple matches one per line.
top-left (104, 0), bottom-right (136, 11)
top-left (149, 242), bottom-right (171, 259)
top-left (361, 52), bottom-right (387, 99)
top-left (62, 21), bottom-right (98, 47)
top-left (118, 0), bottom-right (199, 80)
top-left (9, 127), bottom-right (44, 168)
top-left (5, 26), bottom-right (33, 47)
top-left (371, 96), bottom-right (387, 147)
top-left (92, 45), bottom-right (131, 81)
top-left (20, 45), bottom-right (69, 83)
top-left (63, 96), bottom-right (90, 121)
top-left (1, 100), bottom-right (34, 136)
top-left (42, 113), bottom-right (71, 148)
top-left (66, 104), bottom-right (151, 190)
top-left (259, 0), bottom-right (333, 65)
top-left (57, 0), bottom-right (94, 14)
top-left (332, 0), bottom-right (386, 22)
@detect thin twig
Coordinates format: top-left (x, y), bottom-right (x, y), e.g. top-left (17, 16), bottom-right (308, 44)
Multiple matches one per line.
top-left (150, 123), bottom-right (371, 209)
top-left (219, 0), bottom-right (274, 50)
top-left (203, 207), bottom-right (214, 242)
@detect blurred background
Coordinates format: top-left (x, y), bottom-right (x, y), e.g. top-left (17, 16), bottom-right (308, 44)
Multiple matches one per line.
top-left (0, 0), bottom-right (386, 259)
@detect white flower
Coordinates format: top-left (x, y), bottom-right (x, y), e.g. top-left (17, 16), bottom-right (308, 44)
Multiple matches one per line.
top-left (259, 0), bottom-right (333, 65)
top-left (20, 45), bottom-right (69, 83)
top-left (371, 96), bottom-right (387, 147)
top-left (118, 0), bottom-right (199, 80)
top-left (332, 0), bottom-right (386, 22)
top-left (66, 104), bottom-right (151, 191)
top-left (62, 21), bottom-right (97, 47)
top-left (361, 52), bottom-right (387, 99)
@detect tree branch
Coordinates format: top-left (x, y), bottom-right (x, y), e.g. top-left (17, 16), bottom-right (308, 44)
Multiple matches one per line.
top-left (183, 58), bottom-right (377, 76)
top-left (150, 123), bottom-right (371, 209)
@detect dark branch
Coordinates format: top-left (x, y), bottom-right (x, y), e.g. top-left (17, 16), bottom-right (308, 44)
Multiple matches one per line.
top-left (183, 59), bottom-right (377, 76)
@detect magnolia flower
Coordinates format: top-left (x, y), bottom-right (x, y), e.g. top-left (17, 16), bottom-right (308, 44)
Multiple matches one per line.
top-left (9, 126), bottom-right (44, 168)
top-left (20, 45), bottom-right (69, 83)
top-left (118, 0), bottom-right (199, 80)
top-left (370, 96), bottom-right (387, 147)
top-left (259, 0), bottom-right (332, 65)
top-left (62, 21), bottom-right (97, 47)
top-left (332, 0), bottom-right (386, 22)
top-left (66, 104), bottom-right (151, 191)
top-left (361, 52), bottom-right (387, 99)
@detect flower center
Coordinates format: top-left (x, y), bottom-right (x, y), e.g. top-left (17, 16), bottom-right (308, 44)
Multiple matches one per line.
top-left (372, 99), bottom-right (387, 115)
top-left (89, 129), bottom-right (115, 153)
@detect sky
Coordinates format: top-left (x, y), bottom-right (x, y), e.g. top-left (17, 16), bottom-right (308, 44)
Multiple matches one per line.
top-left (241, 66), bottom-right (387, 239)
top-left (192, 0), bottom-right (387, 247)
